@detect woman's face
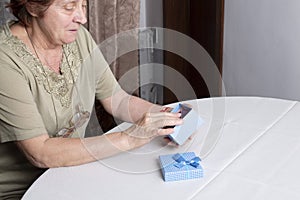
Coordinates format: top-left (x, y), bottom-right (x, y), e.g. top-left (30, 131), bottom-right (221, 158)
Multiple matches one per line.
top-left (34, 0), bottom-right (87, 45)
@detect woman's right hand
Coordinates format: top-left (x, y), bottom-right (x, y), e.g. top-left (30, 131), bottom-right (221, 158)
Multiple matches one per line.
top-left (122, 111), bottom-right (183, 149)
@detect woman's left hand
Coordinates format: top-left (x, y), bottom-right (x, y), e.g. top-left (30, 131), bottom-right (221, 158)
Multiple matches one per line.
top-left (122, 111), bottom-right (183, 149)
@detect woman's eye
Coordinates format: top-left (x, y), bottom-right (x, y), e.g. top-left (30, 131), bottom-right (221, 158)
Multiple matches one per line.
top-left (64, 3), bottom-right (76, 11)
top-left (82, 2), bottom-right (87, 9)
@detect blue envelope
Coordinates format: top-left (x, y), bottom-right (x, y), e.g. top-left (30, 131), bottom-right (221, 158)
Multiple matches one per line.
top-left (168, 104), bottom-right (204, 145)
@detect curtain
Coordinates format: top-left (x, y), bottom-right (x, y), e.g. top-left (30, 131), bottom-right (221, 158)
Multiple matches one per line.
top-left (86, 0), bottom-right (140, 134)
top-left (88, 0), bottom-right (140, 94)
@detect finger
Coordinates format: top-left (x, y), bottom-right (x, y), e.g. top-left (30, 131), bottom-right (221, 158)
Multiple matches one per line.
top-left (153, 112), bottom-right (182, 123)
top-left (160, 107), bottom-right (173, 112)
top-left (188, 131), bottom-right (197, 140)
top-left (145, 111), bottom-right (181, 118)
top-left (143, 113), bottom-right (182, 127)
top-left (167, 141), bottom-right (179, 147)
top-left (149, 118), bottom-right (182, 130)
top-left (142, 112), bottom-right (180, 125)
top-left (188, 134), bottom-right (194, 140)
top-left (162, 137), bottom-right (178, 146)
top-left (157, 127), bottom-right (175, 136)
top-left (163, 112), bottom-right (181, 118)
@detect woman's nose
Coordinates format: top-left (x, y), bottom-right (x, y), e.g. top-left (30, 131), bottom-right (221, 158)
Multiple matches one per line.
top-left (73, 7), bottom-right (87, 25)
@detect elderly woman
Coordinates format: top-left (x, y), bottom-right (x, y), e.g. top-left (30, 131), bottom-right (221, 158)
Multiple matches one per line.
top-left (0, 0), bottom-right (182, 199)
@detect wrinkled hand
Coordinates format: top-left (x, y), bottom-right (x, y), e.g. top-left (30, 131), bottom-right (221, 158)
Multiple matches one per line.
top-left (123, 112), bottom-right (183, 149)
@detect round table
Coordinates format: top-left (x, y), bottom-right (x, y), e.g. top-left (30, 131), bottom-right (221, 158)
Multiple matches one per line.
top-left (23, 97), bottom-right (300, 200)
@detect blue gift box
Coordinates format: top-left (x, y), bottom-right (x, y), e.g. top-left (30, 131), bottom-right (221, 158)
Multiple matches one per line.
top-left (168, 104), bottom-right (204, 145)
top-left (159, 152), bottom-right (203, 182)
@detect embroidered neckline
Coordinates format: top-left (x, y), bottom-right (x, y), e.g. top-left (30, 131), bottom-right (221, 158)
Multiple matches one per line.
top-left (2, 22), bottom-right (82, 108)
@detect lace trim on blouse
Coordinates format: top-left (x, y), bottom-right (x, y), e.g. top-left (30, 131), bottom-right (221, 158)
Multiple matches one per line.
top-left (3, 24), bottom-right (82, 108)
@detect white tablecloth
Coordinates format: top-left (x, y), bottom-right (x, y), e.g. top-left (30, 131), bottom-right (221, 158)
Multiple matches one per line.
top-left (22, 97), bottom-right (300, 200)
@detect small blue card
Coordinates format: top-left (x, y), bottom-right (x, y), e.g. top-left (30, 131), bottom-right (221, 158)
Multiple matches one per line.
top-left (168, 104), bottom-right (204, 145)
top-left (159, 152), bottom-right (203, 182)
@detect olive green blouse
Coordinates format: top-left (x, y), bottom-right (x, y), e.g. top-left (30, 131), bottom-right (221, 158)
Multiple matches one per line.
top-left (0, 21), bottom-right (121, 199)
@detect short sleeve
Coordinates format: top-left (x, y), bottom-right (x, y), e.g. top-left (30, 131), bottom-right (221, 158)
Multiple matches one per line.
top-left (76, 27), bottom-right (121, 100)
top-left (0, 62), bottom-right (47, 143)
top-left (95, 68), bottom-right (120, 100)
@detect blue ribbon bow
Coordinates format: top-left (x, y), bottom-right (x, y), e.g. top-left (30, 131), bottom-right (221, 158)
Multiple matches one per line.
top-left (172, 153), bottom-right (201, 169)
